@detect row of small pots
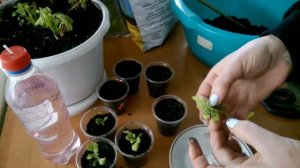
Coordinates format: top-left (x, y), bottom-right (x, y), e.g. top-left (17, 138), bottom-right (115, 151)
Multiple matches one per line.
top-left (76, 120), bottom-right (153, 168)
top-left (77, 93), bottom-right (187, 167)
top-left (96, 58), bottom-right (174, 115)
top-left (75, 58), bottom-right (186, 167)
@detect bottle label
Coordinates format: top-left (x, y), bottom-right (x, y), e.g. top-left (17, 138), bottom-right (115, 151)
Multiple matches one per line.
top-left (20, 100), bottom-right (56, 131)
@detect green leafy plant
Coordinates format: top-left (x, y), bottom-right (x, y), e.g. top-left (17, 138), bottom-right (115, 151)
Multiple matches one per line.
top-left (123, 130), bottom-right (143, 152)
top-left (95, 116), bottom-right (108, 126)
top-left (12, 2), bottom-right (38, 25)
top-left (35, 7), bottom-right (73, 39)
top-left (12, 2), bottom-right (73, 40)
top-left (192, 96), bottom-right (221, 121)
top-left (86, 142), bottom-right (107, 167)
top-left (68, 0), bottom-right (87, 10)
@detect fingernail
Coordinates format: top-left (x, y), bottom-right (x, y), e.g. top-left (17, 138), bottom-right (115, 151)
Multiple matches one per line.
top-left (209, 94), bottom-right (219, 106)
top-left (226, 118), bottom-right (239, 128)
top-left (188, 137), bottom-right (197, 145)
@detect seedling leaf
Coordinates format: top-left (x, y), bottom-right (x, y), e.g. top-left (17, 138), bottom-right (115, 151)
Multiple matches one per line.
top-left (95, 116), bottom-right (108, 126)
top-left (123, 130), bottom-right (143, 152)
top-left (192, 96), bottom-right (221, 121)
top-left (86, 142), bottom-right (107, 166)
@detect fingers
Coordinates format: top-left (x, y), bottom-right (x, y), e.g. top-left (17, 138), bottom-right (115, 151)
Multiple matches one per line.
top-left (208, 121), bottom-right (239, 165)
top-left (209, 58), bottom-right (243, 106)
top-left (226, 118), bottom-right (280, 154)
top-left (188, 137), bottom-right (209, 168)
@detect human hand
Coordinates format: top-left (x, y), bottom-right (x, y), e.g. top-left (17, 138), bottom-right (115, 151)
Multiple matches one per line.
top-left (188, 118), bottom-right (300, 168)
top-left (197, 34), bottom-right (292, 123)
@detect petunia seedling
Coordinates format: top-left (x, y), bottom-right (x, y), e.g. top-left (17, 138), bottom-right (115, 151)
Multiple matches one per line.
top-left (123, 130), bottom-right (143, 152)
top-left (95, 116), bottom-right (108, 126)
top-left (86, 142), bottom-right (106, 167)
top-left (68, 0), bottom-right (87, 10)
top-left (12, 2), bottom-right (73, 40)
top-left (192, 96), bottom-right (221, 121)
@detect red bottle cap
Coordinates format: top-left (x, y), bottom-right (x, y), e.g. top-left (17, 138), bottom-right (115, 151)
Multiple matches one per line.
top-left (0, 46), bottom-right (31, 72)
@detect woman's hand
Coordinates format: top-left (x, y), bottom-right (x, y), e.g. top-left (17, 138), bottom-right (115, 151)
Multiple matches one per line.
top-left (197, 35), bottom-right (292, 123)
top-left (188, 119), bottom-right (300, 168)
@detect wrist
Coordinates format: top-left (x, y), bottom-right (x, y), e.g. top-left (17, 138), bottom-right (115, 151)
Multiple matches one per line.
top-left (263, 34), bottom-right (292, 65)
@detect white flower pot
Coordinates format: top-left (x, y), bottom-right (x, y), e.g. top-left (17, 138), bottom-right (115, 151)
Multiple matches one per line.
top-left (1, 0), bottom-right (110, 116)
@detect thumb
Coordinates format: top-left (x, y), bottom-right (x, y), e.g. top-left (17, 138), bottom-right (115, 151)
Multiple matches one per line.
top-left (226, 118), bottom-right (280, 153)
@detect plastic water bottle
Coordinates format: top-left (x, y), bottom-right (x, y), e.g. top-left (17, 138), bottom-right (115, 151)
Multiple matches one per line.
top-left (0, 45), bottom-right (81, 165)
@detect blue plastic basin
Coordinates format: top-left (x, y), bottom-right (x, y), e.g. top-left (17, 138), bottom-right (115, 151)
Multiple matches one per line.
top-left (172, 0), bottom-right (296, 67)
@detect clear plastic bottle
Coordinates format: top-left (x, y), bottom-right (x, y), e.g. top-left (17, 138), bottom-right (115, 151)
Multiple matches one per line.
top-left (0, 46), bottom-right (81, 165)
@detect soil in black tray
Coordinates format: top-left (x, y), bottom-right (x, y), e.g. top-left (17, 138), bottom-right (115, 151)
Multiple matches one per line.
top-left (99, 80), bottom-right (127, 100)
top-left (115, 60), bottom-right (142, 78)
top-left (0, 0), bottom-right (103, 59)
top-left (118, 128), bottom-right (152, 155)
top-left (86, 113), bottom-right (116, 136)
top-left (81, 141), bottom-right (115, 168)
top-left (155, 98), bottom-right (185, 121)
top-left (146, 65), bottom-right (172, 82)
top-left (204, 16), bottom-right (268, 35)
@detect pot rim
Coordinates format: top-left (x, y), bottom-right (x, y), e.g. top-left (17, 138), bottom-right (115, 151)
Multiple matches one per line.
top-left (80, 106), bottom-right (118, 139)
top-left (114, 121), bottom-right (154, 158)
top-left (152, 94), bottom-right (188, 124)
top-left (144, 61), bottom-right (174, 84)
top-left (75, 137), bottom-right (118, 168)
top-left (113, 58), bottom-right (143, 80)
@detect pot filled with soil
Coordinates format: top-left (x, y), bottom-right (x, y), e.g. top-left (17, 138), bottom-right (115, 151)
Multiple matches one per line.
top-left (152, 95), bottom-right (187, 136)
top-left (0, 0), bottom-right (110, 116)
top-left (96, 77), bottom-right (129, 115)
top-left (80, 106), bottom-right (118, 140)
top-left (144, 61), bottom-right (174, 98)
top-left (115, 122), bottom-right (154, 167)
top-left (76, 138), bottom-right (117, 168)
top-left (113, 58), bottom-right (143, 95)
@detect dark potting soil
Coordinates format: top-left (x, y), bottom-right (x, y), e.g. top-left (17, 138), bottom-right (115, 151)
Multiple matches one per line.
top-left (204, 16), bottom-right (268, 35)
top-left (155, 98), bottom-right (185, 121)
top-left (99, 80), bottom-right (127, 100)
top-left (86, 113), bottom-right (116, 136)
top-left (146, 65), bottom-right (173, 82)
top-left (115, 60), bottom-right (142, 78)
top-left (118, 128), bottom-right (152, 155)
top-left (0, 0), bottom-right (103, 59)
top-left (81, 141), bottom-right (116, 168)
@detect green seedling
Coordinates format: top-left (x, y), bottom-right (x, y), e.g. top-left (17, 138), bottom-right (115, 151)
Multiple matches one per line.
top-left (12, 2), bottom-right (38, 25)
top-left (12, 2), bottom-right (73, 39)
top-left (68, 0), bottom-right (87, 10)
top-left (123, 130), bottom-right (143, 152)
top-left (192, 96), bottom-right (221, 121)
top-left (95, 116), bottom-right (108, 126)
top-left (86, 142), bottom-right (106, 167)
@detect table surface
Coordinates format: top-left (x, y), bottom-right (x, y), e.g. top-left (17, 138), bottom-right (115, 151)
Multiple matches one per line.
top-left (1, 23), bottom-right (300, 168)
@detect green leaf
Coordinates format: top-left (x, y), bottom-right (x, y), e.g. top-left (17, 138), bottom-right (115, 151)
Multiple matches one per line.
top-left (68, 0), bottom-right (87, 10)
top-left (123, 130), bottom-right (143, 151)
top-left (92, 160), bottom-right (97, 167)
top-left (95, 116), bottom-right (108, 126)
top-left (192, 96), bottom-right (221, 121)
top-left (87, 142), bottom-right (98, 152)
top-left (132, 142), bottom-right (139, 152)
top-left (87, 154), bottom-right (94, 160)
top-left (53, 13), bottom-right (73, 37)
top-left (129, 139), bottom-right (135, 144)
top-left (12, 2), bottom-right (38, 25)
top-left (99, 157), bottom-right (106, 166)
